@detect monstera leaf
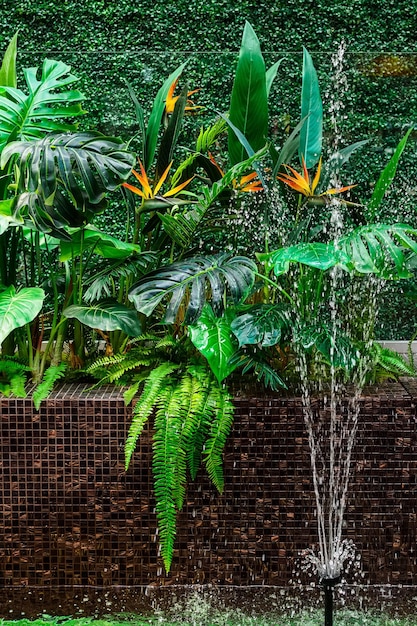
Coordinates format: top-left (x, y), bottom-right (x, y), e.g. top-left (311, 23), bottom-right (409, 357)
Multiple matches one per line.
top-left (63, 301), bottom-right (142, 336)
top-left (189, 305), bottom-right (238, 382)
top-left (339, 223), bottom-right (417, 278)
top-left (295, 322), bottom-right (359, 371)
top-left (231, 304), bottom-right (289, 347)
top-left (2, 132), bottom-right (135, 208)
top-left (129, 253), bottom-right (256, 324)
top-left (0, 57), bottom-right (85, 151)
top-left (0, 285), bottom-right (45, 344)
top-left (266, 243), bottom-right (347, 276)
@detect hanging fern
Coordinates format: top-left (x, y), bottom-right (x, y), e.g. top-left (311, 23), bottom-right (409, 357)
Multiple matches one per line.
top-left (152, 383), bottom-right (183, 571)
top-left (89, 331), bottom-right (237, 573)
top-left (124, 361), bottom-right (180, 469)
top-left (203, 383), bottom-right (234, 493)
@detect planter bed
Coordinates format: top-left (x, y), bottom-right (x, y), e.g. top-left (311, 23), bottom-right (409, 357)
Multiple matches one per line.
top-left (0, 381), bottom-right (416, 615)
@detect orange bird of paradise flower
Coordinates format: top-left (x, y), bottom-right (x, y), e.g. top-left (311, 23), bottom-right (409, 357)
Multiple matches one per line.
top-left (122, 160), bottom-right (193, 200)
top-left (208, 153), bottom-right (263, 193)
top-left (165, 78), bottom-right (202, 115)
top-left (277, 157), bottom-right (356, 198)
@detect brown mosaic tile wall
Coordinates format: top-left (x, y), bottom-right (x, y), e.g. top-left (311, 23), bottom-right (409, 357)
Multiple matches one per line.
top-left (0, 381), bottom-right (416, 594)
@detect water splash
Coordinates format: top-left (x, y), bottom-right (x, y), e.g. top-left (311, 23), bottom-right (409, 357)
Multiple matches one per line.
top-left (294, 42), bottom-right (379, 587)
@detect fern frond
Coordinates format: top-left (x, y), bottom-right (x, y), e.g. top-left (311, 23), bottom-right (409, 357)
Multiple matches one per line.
top-left (153, 384), bottom-right (182, 572)
top-left (0, 358), bottom-right (29, 398)
top-left (125, 362), bottom-right (180, 470)
top-left (155, 335), bottom-right (179, 350)
top-left (33, 363), bottom-right (67, 410)
top-left (228, 350), bottom-right (288, 391)
top-left (203, 383), bottom-right (234, 493)
top-left (196, 118), bottom-right (227, 153)
top-left (158, 205), bottom-right (206, 249)
top-left (182, 367), bottom-right (213, 480)
top-left (123, 379), bottom-right (141, 406)
top-left (367, 345), bottom-right (415, 382)
top-left (87, 352), bottom-right (129, 372)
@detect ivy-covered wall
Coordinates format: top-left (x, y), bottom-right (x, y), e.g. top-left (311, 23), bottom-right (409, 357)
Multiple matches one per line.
top-left (2, 0), bottom-right (417, 337)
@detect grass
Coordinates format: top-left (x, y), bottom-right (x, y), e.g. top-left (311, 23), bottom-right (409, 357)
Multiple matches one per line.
top-left (1, 611), bottom-right (417, 626)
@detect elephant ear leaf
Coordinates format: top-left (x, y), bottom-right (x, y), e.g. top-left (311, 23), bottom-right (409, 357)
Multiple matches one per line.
top-left (299, 47), bottom-right (322, 169)
top-left (189, 305), bottom-right (238, 382)
top-left (128, 253), bottom-right (256, 324)
top-left (63, 301), bottom-right (142, 336)
top-left (0, 31), bottom-right (18, 88)
top-left (0, 285), bottom-right (45, 344)
top-left (228, 21), bottom-right (268, 165)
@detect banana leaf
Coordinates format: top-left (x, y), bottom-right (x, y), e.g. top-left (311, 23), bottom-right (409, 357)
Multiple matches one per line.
top-left (228, 21), bottom-right (268, 166)
top-left (299, 47), bottom-right (322, 168)
top-left (0, 31), bottom-right (18, 88)
top-left (366, 128), bottom-right (413, 221)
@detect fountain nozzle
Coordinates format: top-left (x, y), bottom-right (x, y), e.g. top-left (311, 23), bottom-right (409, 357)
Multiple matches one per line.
top-left (321, 575), bottom-right (341, 626)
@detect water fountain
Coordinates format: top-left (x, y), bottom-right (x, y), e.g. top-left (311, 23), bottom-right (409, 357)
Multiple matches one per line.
top-left (292, 43), bottom-right (379, 625)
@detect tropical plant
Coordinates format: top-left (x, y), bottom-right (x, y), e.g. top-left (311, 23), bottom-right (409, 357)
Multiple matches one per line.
top-left (87, 333), bottom-right (234, 572)
top-left (0, 33), bottom-right (136, 391)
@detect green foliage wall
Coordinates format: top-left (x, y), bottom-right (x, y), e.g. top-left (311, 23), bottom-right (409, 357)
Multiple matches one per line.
top-left (2, 0), bottom-right (417, 337)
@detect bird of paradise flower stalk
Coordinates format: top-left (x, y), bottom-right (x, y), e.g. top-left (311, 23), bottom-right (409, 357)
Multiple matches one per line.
top-left (165, 78), bottom-right (202, 115)
top-left (208, 153), bottom-right (263, 193)
top-left (277, 156), bottom-right (356, 199)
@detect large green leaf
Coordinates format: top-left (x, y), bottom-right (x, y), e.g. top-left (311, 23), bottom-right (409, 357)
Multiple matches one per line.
top-left (0, 58), bottom-right (85, 152)
top-left (299, 47), bottom-right (322, 168)
top-left (366, 128), bottom-right (413, 221)
top-left (129, 253), bottom-right (256, 324)
top-left (144, 63), bottom-right (186, 171)
top-left (155, 84), bottom-right (187, 179)
top-left (231, 304), bottom-right (288, 347)
top-left (228, 21), bottom-right (268, 165)
top-left (0, 198), bottom-right (21, 234)
top-left (59, 226), bottom-right (140, 261)
top-left (189, 305), bottom-right (238, 382)
top-left (339, 223), bottom-right (417, 278)
top-left (266, 59), bottom-right (284, 97)
top-left (0, 285), bottom-right (45, 344)
top-left (63, 301), bottom-right (142, 336)
top-left (1, 132), bottom-right (135, 208)
top-left (296, 322), bottom-right (359, 371)
top-left (271, 117), bottom-right (306, 178)
top-left (268, 243), bottom-right (346, 276)
top-left (0, 32), bottom-right (18, 88)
